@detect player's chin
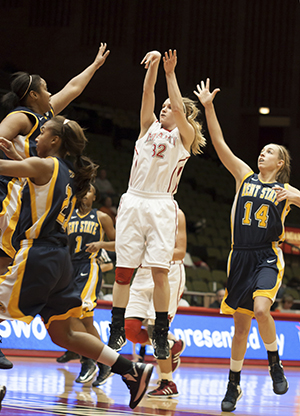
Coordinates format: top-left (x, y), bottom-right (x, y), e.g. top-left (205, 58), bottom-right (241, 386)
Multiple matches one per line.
top-left (36, 148), bottom-right (44, 158)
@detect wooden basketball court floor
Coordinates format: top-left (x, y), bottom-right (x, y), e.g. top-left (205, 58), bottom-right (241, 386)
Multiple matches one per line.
top-left (0, 356), bottom-right (299, 416)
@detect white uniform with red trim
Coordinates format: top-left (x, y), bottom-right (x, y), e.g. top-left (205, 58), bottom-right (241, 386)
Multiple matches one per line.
top-left (115, 120), bottom-right (190, 269)
top-left (125, 260), bottom-right (186, 322)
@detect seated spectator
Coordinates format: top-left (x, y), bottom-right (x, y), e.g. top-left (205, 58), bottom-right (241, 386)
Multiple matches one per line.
top-left (209, 288), bottom-right (225, 309)
top-left (94, 168), bottom-right (116, 199)
top-left (277, 294), bottom-right (295, 313)
top-left (99, 196), bottom-right (117, 224)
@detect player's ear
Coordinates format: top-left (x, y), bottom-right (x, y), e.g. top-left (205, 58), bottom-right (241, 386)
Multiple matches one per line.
top-left (277, 159), bottom-right (284, 170)
top-left (28, 90), bottom-right (38, 99)
top-left (51, 135), bottom-right (61, 147)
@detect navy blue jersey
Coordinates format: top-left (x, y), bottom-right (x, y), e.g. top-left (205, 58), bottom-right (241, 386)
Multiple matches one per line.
top-left (3, 106), bottom-right (54, 160)
top-left (231, 172), bottom-right (290, 247)
top-left (67, 208), bottom-right (103, 262)
top-left (16, 157), bottom-right (76, 245)
top-left (0, 106), bottom-right (54, 214)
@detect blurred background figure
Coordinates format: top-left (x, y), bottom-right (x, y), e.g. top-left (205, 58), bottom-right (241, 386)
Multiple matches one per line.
top-left (209, 288), bottom-right (225, 309)
top-left (99, 195), bottom-right (117, 224)
top-left (276, 294), bottom-right (296, 313)
top-left (94, 169), bottom-right (117, 199)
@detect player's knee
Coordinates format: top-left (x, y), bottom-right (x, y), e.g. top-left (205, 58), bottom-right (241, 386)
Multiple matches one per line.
top-left (254, 307), bottom-right (269, 323)
top-left (115, 267), bottom-right (134, 285)
top-left (234, 325), bottom-right (249, 340)
top-left (125, 319), bottom-right (149, 344)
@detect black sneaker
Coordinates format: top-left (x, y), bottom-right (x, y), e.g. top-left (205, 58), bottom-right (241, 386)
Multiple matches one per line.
top-left (0, 350), bottom-right (13, 369)
top-left (122, 362), bottom-right (153, 409)
top-left (75, 358), bottom-right (98, 384)
top-left (108, 324), bottom-right (127, 351)
top-left (0, 385), bottom-right (6, 410)
top-left (221, 381), bottom-right (242, 412)
top-left (269, 361), bottom-right (289, 394)
top-left (56, 350), bottom-right (81, 363)
top-left (152, 327), bottom-right (170, 360)
top-left (92, 363), bottom-right (113, 387)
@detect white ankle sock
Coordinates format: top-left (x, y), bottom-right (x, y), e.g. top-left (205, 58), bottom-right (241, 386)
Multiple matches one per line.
top-left (230, 358), bottom-right (244, 372)
top-left (160, 372), bottom-right (172, 381)
top-left (264, 340), bottom-right (278, 352)
top-left (96, 345), bottom-right (119, 367)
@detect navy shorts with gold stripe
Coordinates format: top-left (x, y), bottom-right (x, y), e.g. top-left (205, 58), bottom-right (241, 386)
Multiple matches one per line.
top-left (0, 240), bottom-right (82, 328)
top-left (72, 259), bottom-right (102, 318)
top-left (221, 243), bottom-right (284, 317)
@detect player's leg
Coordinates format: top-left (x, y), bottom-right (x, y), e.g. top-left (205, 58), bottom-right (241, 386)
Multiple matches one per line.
top-left (254, 296), bottom-right (288, 395)
top-left (151, 267), bottom-right (170, 360)
top-left (108, 193), bottom-right (143, 351)
top-left (168, 262), bottom-right (186, 374)
top-left (108, 267), bottom-right (134, 350)
top-left (48, 317), bottom-right (153, 409)
top-left (221, 312), bottom-right (251, 412)
top-left (73, 316), bottom-right (99, 384)
top-left (0, 254), bottom-right (14, 369)
top-left (0, 385), bottom-right (6, 411)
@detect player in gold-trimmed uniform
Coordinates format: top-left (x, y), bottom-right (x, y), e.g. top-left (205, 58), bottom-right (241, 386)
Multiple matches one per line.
top-left (196, 78), bottom-right (300, 412)
top-left (0, 115), bottom-right (153, 410)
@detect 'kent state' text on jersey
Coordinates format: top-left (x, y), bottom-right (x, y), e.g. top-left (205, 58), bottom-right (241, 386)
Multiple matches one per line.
top-left (67, 208), bottom-right (103, 262)
top-left (231, 172), bottom-right (290, 247)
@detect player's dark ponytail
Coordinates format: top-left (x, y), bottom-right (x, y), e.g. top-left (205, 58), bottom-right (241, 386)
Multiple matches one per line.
top-left (48, 115), bottom-right (98, 199)
top-left (1, 72), bottom-right (42, 113)
top-left (73, 155), bottom-right (98, 200)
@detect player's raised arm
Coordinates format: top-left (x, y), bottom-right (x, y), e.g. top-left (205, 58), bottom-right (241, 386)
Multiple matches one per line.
top-left (51, 43), bottom-right (110, 115)
top-left (194, 78), bottom-right (251, 189)
top-left (139, 50), bottom-right (161, 139)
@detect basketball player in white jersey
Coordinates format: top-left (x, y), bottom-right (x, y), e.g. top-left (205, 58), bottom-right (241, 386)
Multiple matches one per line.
top-left (108, 49), bottom-right (205, 360)
top-left (125, 209), bottom-right (187, 398)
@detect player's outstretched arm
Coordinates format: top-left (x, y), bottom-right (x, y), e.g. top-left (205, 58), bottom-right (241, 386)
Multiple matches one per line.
top-left (51, 43), bottom-right (110, 115)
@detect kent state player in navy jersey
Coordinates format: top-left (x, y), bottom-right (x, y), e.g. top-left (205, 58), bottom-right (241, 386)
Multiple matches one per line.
top-left (0, 116), bottom-right (153, 410)
top-left (195, 78), bottom-right (300, 412)
top-left (59, 184), bottom-right (116, 387)
top-left (0, 43), bottom-right (109, 369)
top-left (0, 43), bottom-right (110, 274)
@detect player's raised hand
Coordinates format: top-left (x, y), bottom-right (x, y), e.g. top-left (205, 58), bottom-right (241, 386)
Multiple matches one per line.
top-left (194, 78), bottom-right (220, 107)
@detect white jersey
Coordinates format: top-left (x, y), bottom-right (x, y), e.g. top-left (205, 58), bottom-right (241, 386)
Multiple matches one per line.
top-left (128, 120), bottom-right (190, 194)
